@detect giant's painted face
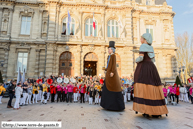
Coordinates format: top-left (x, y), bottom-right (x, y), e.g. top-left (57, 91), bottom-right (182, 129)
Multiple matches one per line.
top-left (108, 48), bottom-right (112, 54)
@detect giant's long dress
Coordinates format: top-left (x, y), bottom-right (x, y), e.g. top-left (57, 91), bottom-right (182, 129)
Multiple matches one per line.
top-left (133, 52), bottom-right (168, 115)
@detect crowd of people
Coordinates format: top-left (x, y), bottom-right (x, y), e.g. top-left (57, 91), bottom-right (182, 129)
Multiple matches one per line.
top-left (163, 84), bottom-right (193, 105)
top-left (0, 75), bottom-right (135, 110)
top-left (0, 74), bottom-right (192, 110)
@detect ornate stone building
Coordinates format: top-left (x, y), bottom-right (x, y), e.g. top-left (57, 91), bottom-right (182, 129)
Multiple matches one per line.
top-left (0, 0), bottom-right (177, 82)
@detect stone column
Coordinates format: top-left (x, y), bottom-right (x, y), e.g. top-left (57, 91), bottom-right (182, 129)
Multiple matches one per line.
top-left (48, 3), bottom-right (57, 40)
top-left (7, 8), bottom-right (13, 37)
top-left (102, 12), bottom-right (105, 39)
top-left (79, 11), bottom-right (83, 39)
top-left (3, 47), bottom-right (9, 80)
top-left (80, 45), bottom-right (84, 75)
top-left (45, 43), bottom-right (54, 76)
top-left (38, 10), bottom-right (43, 39)
top-left (35, 49), bottom-right (40, 77)
top-left (75, 45), bottom-right (81, 76)
top-left (0, 7), bottom-right (3, 33)
top-left (52, 45), bottom-right (57, 75)
top-left (125, 8), bottom-right (133, 44)
top-left (55, 6), bottom-right (60, 40)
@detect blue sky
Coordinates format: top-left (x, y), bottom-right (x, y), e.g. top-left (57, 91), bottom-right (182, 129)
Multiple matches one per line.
top-left (166, 0), bottom-right (193, 36)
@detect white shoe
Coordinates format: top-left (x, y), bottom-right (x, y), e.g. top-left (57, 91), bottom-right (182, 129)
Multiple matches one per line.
top-left (0, 102), bottom-right (2, 104)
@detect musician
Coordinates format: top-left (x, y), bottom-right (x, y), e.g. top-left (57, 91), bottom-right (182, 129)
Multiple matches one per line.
top-left (47, 85), bottom-right (51, 101)
top-left (79, 83), bottom-right (86, 103)
top-left (20, 81), bottom-right (29, 106)
top-left (37, 82), bottom-right (43, 101)
top-left (62, 84), bottom-right (67, 102)
top-left (127, 85), bottom-right (132, 102)
top-left (73, 84), bottom-right (78, 103)
top-left (175, 84), bottom-right (180, 104)
top-left (32, 83), bottom-right (39, 104)
top-left (88, 84), bottom-right (94, 105)
top-left (50, 84), bottom-right (56, 103)
top-left (67, 82), bottom-right (74, 103)
top-left (189, 85), bottom-right (193, 104)
top-left (26, 83), bottom-right (33, 105)
top-left (0, 83), bottom-right (6, 104)
top-left (56, 83), bottom-right (62, 102)
top-left (41, 82), bottom-right (48, 103)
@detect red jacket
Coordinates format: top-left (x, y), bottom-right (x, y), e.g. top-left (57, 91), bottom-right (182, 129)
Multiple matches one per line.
top-left (176, 87), bottom-right (180, 96)
top-left (73, 87), bottom-right (78, 93)
top-left (79, 84), bottom-right (86, 94)
top-left (50, 85), bottom-right (56, 94)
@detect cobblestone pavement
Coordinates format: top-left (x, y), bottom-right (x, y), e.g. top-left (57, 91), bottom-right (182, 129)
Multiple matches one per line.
top-left (0, 98), bottom-right (192, 129)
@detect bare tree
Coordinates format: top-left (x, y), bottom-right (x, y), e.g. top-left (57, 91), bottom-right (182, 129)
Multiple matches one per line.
top-left (175, 32), bottom-right (193, 83)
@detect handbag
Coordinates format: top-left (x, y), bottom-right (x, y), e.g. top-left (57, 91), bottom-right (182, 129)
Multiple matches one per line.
top-left (20, 94), bottom-right (23, 98)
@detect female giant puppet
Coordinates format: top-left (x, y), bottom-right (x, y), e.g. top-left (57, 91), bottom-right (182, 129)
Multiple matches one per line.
top-left (100, 41), bottom-right (125, 111)
top-left (133, 33), bottom-right (168, 117)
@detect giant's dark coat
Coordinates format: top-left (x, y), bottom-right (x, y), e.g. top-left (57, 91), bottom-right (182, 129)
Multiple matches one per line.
top-left (100, 54), bottom-right (125, 111)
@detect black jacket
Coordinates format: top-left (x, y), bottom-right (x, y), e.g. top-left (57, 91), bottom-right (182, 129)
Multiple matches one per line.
top-left (7, 83), bottom-right (15, 94)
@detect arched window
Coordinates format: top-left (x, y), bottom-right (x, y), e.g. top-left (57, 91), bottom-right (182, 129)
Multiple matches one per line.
top-left (107, 20), bottom-right (119, 38)
top-left (85, 18), bottom-right (97, 37)
top-left (62, 17), bottom-right (75, 35)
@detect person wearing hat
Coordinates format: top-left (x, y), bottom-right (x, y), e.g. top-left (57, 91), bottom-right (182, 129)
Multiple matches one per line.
top-left (133, 33), bottom-right (168, 118)
top-left (100, 41), bottom-right (125, 111)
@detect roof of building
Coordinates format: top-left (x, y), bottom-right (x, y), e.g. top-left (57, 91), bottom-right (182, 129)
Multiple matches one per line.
top-left (135, 0), bottom-right (167, 5)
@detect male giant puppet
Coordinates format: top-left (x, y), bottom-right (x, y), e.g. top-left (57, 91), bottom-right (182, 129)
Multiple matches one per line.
top-left (100, 41), bottom-right (125, 111)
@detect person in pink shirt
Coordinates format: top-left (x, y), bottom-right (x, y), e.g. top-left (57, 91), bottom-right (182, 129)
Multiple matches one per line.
top-left (56, 83), bottom-right (62, 102)
top-left (79, 83), bottom-right (86, 103)
top-left (189, 85), bottom-right (193, 104)
top-left (62, 84), bottom-right (67, 102)
top-left (67, 82), bottom-right (74, 103)
top-left (163, 85), bottom-right (167, 98)
top-left (169, 85), bottom-right (176, 102)
top-left (163, 85), bottom-right (168, 104)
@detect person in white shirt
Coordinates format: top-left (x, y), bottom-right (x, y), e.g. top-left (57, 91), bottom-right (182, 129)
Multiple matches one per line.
top-left (26, 83), bottom-right (33, 104)
top-left (14, 83), bottom-right (23, 110)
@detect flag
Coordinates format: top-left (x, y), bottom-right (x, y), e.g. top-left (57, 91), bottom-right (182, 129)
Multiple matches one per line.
top-left (67, 10), bottom-right (71, 34)
top-left (92, 12), bottom-right (96, 36)
top-left (22, 69), bottom-right (26, 84)
top-left (17, 67), bottom-right (21, 84)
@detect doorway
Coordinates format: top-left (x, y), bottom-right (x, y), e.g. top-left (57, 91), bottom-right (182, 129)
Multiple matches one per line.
top-left (83, 52), bottom-right (98, 76)
top-left (84, 61), bottom-right (97, 76)
top-left (59, 51), bottom-right (74, 76)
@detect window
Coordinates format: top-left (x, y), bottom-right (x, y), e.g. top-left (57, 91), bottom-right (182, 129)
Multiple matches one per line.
top-left (146, 0), bottom-right (150, 5)
top-left (17, 53), bottom-right (28, 72)
top-left (69, 62), bottom-right (72, 67)
top-left (62, 17), bottom-right (75, 35)
top-left (146, 25), bottom-right (153, 40)
top-left (62, 63), bottom-right (65, 66)
top-left (20, 17), bottom-right (31, 35)
top-left (85, 18), bottom-right (97, 37)
top-left (107, 20), bottom-right (119, 38)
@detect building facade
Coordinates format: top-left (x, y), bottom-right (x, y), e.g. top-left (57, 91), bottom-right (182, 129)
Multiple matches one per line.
top-left (0, 0), bottom-right (177, 82)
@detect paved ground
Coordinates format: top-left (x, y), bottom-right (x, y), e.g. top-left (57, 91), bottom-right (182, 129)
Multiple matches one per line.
top-left (0, 98), bottom-right (193, 129)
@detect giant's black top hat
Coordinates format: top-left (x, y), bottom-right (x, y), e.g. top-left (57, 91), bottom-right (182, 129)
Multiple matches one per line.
top-left (108, 41), bottom-right (116, 49)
